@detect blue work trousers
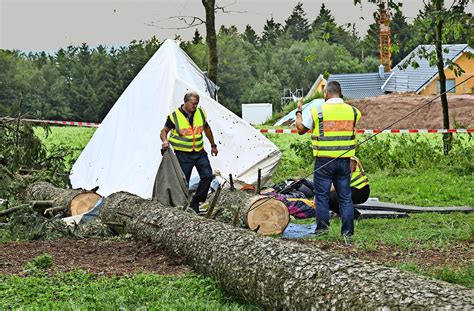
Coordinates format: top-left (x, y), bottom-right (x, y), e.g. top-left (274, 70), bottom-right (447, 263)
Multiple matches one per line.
top-left (314, 157), bottom-right (354, 236)
top-left (175, 150), bottom-right (213, 204)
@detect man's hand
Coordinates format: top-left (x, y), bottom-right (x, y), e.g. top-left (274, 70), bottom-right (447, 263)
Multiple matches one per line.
top-left (211, 145), bottom-right (218, 156)
top-left (162, 140), bottom-right (169, 151)
top-left (297, 98), bottom-right (304, 111)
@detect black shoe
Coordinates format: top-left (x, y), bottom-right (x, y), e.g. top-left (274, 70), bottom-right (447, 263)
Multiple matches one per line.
top-left (189, 201), bottom-right (200, 214)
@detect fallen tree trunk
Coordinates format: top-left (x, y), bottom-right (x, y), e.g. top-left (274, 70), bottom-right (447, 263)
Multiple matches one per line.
top-left (29, 183), bottom-right (474, 309)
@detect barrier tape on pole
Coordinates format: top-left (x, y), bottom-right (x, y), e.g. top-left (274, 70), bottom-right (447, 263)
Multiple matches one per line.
top-left (7, 118), bottom-right (474, 133)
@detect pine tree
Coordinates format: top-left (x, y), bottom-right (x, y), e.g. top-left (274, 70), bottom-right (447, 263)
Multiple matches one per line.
top-left (283, 2), bottom-right (310, 41)
top-left (242, 24), bottom-right (259, 47)
top-left (262, 18), bottom-right (282, 45)
top-left (311, 4), bottom-right (335, 30)
top-left (192, 29), bottom-right (203, 45)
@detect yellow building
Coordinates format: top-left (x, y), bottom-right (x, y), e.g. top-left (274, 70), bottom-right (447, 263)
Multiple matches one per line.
top-left (418, 50), bottom-right (474, 95)
top-left (382, 44), bottom-right (473, 95)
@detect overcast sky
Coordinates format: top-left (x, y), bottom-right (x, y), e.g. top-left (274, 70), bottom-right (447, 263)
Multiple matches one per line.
top-left (1, 0), bottom-right (472, 53)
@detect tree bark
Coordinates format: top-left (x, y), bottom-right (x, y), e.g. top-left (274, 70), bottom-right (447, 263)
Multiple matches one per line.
top-left (27, 183), bottom-right (474, 309)
top-left (202, 0), bottom-right (218, 84)
top-left (434, 0), bottom-right (452, 154)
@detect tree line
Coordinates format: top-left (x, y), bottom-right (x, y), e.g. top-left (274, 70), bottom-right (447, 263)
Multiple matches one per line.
top-left (0, 2), bottom-right (471, 122)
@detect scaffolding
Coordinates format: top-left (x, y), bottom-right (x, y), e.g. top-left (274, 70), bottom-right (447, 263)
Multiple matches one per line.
top-left (280, 88), bottom-right (304, 107)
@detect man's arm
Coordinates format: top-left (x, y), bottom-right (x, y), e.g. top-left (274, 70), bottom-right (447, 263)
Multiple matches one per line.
top-left (203, 125), bottom-right (218, 156)
top-left (160, 127), bottom-right (170, 150)
top-left (295, 98), bottom-right (310, 135)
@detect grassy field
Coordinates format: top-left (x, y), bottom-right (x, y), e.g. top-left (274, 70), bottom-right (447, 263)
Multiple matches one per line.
top-left (0, 270), bottom-right (256, 310)
top-left (33, 126), bottom-right (96, 170)
top-left (1, 126), bottom-right (473, 306)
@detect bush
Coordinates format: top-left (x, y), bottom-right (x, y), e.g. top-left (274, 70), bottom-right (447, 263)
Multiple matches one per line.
top-left (357, 134), bottom-right (473, 175)
top-left (290, 140), bottom-right (313, 166)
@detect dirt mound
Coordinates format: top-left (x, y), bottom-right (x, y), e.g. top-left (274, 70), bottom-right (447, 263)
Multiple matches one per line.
top-left (0, 238), bottom-right (189, 276)
top-left (348, 93), bottom-right (474, 129)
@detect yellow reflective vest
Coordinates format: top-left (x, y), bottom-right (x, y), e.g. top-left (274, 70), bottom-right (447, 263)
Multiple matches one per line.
top-left (310, 102), bottom-right (361, 158)
top-left (168, 107), bottom-right (206, 152)
top-left (350, 156), bottom-right (369, 189)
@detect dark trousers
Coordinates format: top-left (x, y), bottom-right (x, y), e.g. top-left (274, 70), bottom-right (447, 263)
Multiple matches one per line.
top-left (329, 185), bottom-right (370, 219)
top-left (175, 150), bottom-right (213, 204)
top-left (314, 157), bottom-right (354, 236)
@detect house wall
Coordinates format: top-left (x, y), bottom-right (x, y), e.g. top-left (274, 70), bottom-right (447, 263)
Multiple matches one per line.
top-left (309, 81), bottom-right (326, 98)
top-left (419, 52), bottom-right (474, 95)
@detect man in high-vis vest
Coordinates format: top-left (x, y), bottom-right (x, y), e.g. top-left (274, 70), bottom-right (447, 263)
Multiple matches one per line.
top-left (296, 81), bottom-right (361, 236)
top-left (160, 91), bottom-right (218, 213)
top-left (329, 156), bottom-right (370, 219)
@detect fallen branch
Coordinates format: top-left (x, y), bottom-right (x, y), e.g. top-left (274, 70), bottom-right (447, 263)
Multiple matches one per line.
top-left (0, 204), bottom-right (29, 217)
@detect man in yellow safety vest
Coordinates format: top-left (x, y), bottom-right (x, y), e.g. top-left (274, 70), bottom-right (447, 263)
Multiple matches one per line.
top-left (160, 91), bottom-right (218, 213)
top-left (296, 81), bottom-right (361, 236)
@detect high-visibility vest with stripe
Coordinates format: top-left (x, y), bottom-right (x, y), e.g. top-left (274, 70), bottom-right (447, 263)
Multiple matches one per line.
top-left (350, 156), bottom-right (369, 189)
top-left (311, 103), bottom-right (360, 158)
top-left (168, 107), bottom-right (206, 152)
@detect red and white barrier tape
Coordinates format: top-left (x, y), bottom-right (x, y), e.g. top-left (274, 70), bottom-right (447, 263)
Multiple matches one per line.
top-left (10, 118), bottom-right (473, 134)
top-left (20, 118), bottom-right (100, 128)
top-left (259, 128), bottom-right (474, 134)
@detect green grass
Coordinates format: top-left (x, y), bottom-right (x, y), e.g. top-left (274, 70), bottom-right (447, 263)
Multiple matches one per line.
top-left (34, 126), bottom-right (95, 170)
top-left (0, 270), bottom-right (257, 310)
top-left (266, 133), bottom-right (311, 183)
top-left (370, 169), bottom-right (474, 207)
top-left (396, 263), bottom-right (474, 289)
top-left (292, 212), bottom-right (474, 250)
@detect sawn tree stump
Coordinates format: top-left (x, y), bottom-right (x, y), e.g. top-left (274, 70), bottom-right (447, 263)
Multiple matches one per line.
top-left (242, 195), bottom-right (289, 235)
top-left (26, 182), bottom-right (101, 216)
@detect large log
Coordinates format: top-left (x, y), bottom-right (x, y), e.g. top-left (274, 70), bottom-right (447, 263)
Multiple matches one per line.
top-left (28, 183), bottom-right (474, 309)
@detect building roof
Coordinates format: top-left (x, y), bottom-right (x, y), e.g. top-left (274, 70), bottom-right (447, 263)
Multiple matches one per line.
top-left (382, 44), bottom-right (472, 93)
top-left (328, 71), bottom-right (392, 99)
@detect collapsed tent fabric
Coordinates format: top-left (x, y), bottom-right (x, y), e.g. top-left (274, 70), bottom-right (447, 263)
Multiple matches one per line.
top-left (152, 149), bottom-right (189, 207)
top-left (274, 99), bottom-right (324, 126)
top-left (70, 39), bottom-right (281, 199)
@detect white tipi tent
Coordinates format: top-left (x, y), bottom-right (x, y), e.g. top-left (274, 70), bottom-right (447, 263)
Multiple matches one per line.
top-left (70, 39), bottom-right (281, 198)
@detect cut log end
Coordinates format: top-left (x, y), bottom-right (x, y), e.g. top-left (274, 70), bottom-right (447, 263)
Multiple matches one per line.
top-left (69, 191), bottom-right (101, 216)
top-left (245, 196), bottom-right (290, 235)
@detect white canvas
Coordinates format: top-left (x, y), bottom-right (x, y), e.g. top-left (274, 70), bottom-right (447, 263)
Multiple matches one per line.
top-left (70, 39), bottom-right (281, 198)
top-left (274, 99), bottom-right (325, 126)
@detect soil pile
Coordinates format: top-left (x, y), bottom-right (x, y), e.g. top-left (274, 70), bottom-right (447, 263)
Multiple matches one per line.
top-left (348, 93), bottom-right (473, 129)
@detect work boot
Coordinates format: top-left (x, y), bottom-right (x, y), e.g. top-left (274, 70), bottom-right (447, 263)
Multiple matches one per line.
top-left (189, 201), bottom-right (200, 214)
